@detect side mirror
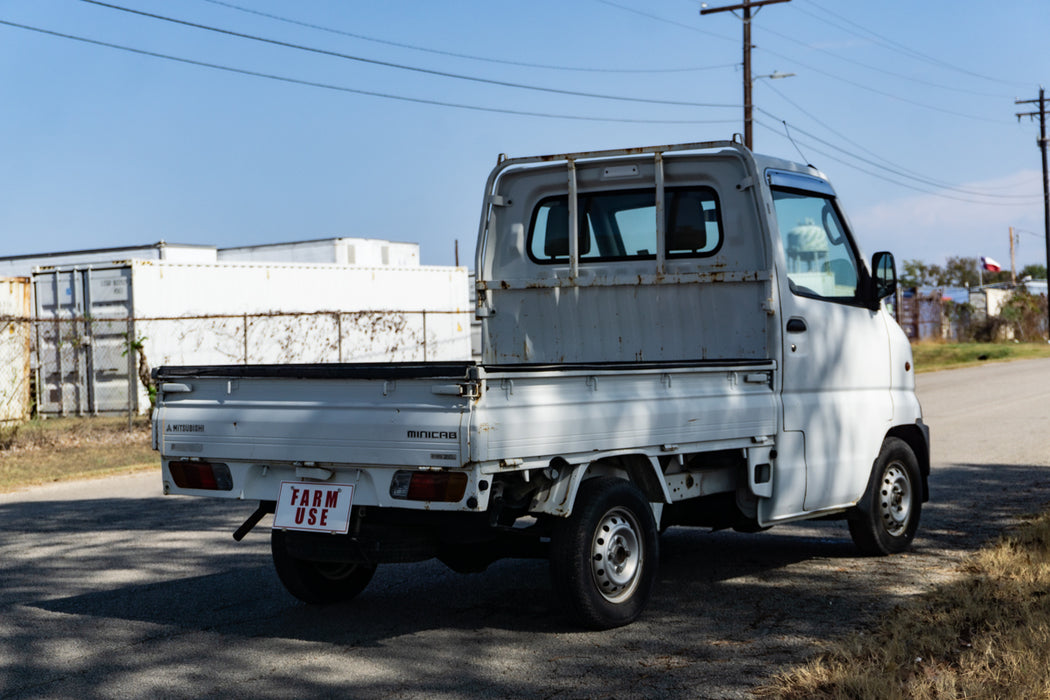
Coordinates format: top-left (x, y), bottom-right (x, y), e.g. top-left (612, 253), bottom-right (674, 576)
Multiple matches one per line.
top-left (871, 251), bottom-right (897, 309)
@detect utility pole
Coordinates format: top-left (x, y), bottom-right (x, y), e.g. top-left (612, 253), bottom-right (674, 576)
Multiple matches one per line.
top-left (1016, 87), bottom-right (1050, 337)
top-left (700, 0), bottom-right (791, 150)
top-left (1009, 226), bottom-right (1017, 285)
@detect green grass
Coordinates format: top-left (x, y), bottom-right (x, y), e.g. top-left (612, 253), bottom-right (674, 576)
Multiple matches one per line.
top-left (0, 415), bottom-right (158, 491)
top-left (911, 342), bottom-right (1050, 373)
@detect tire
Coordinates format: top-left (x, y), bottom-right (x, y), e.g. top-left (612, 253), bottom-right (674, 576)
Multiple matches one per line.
top-left (848, 437), bottom-right (922, 555)
top-left (271, 529), bottom-right (377, 604)
top-left (550, 477), bottom-right (659, 630)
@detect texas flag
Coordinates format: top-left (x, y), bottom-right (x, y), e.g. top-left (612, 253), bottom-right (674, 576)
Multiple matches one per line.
top-left (981, 256), bottom-right (1002, 272)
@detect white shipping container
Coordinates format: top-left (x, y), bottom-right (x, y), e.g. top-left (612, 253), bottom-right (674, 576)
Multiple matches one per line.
top-left (33, 261), bottom-right (471, 415)
top-left (0, 278), bottom-right (32, 423)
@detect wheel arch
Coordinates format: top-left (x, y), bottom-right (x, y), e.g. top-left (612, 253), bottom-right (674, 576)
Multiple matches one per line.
top-left (886, 424), bottom-right (930, 503)
top-left (530, 453), bottom-right (669, 518)
top-left (589, 454), bottom-right (668, 504)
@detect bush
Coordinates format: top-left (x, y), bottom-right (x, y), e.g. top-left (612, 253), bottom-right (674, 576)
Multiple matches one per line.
top-left (999, 291), bottom-right (1048, 341)
top-left (0, 423), bottom-right (18, 451)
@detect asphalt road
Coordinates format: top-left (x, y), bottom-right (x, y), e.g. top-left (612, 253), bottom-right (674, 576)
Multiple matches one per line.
top-left (3, 359), bottom-right (1050, 699)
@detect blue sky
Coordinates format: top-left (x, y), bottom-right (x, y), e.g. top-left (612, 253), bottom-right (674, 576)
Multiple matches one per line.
top-left (1, 0), bottom-right (1048, 272)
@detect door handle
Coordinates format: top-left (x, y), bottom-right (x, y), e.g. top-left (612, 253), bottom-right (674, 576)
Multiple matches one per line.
top-left (786, 318), bottom-right (807, 333)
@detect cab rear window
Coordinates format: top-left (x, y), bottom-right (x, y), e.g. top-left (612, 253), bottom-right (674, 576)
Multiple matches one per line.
top-left (527, 187), bottom-right (723, 264)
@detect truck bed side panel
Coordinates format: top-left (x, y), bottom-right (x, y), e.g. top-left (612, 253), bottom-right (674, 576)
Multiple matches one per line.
top-left (471, 364), bottom-right (776, 464)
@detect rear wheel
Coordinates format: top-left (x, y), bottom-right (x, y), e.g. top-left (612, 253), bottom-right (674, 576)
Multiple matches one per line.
top-left (848, 437), bottom-right (922, 555)
top-left (271, 529), bottom-right (376, 604)
top-left (550, 478), bottom-right (659, 630)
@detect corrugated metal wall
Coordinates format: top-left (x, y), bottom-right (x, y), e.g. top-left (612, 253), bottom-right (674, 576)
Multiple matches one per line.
top-left (33, 267), bottom-right (136, 416)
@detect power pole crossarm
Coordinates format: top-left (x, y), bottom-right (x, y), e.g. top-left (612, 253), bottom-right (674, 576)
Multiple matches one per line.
top-left (700, 0), bottom-right (791, 14)
top-left (700, 0), bottom-right (792, 151)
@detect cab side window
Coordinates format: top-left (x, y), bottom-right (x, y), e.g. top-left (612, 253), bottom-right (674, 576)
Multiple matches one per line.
top-left (771, 189), bottom-right (861, 302)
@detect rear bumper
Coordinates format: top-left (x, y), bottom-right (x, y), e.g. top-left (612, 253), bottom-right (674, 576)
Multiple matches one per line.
top-left (161, 458), bottom-right (491, 513)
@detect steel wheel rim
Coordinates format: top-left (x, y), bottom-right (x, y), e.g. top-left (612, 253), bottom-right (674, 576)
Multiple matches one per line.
top-left (590, 506), bottom-right (643, 603)
top-left (879, 461), bottom-right (912, 537)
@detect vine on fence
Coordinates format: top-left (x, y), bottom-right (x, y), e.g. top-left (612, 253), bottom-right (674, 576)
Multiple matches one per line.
top-left (122, 334), bottom-right (156, 410)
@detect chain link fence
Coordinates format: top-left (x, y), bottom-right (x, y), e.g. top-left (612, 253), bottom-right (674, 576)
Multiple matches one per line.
top-left (0, 315), bottom-right (32, 424)
top-left (1, 309), bottom-right (474, 420)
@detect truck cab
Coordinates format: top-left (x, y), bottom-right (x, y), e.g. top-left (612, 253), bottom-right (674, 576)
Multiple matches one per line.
top-left (474, 140), bottom-right (926, 523)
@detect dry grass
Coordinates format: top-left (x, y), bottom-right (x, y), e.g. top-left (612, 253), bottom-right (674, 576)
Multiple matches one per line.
top-left (755, 512), bottom-right (1050, 699)
top-left (911, 341), bottom-right (1050, 373)
top-left (0, 416), bottom-right (158, 491)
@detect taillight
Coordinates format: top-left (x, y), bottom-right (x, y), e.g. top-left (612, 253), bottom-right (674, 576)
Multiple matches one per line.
top-left (390, 471), bottom-right (467, 502)
top-left (168, 461), bottom-right (233, 491)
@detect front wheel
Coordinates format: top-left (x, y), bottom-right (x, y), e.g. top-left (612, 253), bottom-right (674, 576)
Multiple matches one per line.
top-left (271, 529), bottom-right (377, 604)
top-left (550, 478), bottom-right (659, 630)
top-left (848, 437), bottom-right (922, 555)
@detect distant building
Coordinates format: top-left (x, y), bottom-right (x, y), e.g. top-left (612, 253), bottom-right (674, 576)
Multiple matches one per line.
top-left (0, 241), bottom-right (216, 279)
top-left (218, 237), bottom-right (419, 267)
top-left (0, 237), bottom-right (421, 278)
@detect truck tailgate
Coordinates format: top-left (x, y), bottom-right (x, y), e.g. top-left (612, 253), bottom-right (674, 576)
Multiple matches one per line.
top-left (155, 363), bottom-right (473, 469)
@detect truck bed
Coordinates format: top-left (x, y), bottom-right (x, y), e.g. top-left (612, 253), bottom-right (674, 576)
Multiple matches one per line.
top-left (154, 359), bottom-right (778, 511)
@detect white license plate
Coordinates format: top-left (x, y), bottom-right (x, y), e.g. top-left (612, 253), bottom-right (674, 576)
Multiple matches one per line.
top-left (273, 481), bottom-right (355, 534)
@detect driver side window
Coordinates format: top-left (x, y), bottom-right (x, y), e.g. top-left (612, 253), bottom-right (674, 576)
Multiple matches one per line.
top-left (771, 189), bottom-right (861, 302)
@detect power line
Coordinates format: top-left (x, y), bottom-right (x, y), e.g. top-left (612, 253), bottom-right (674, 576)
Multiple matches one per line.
top-left (752, 43), bottom-right (1005, 124)
top-left (594, 0), bottom-right (737, 44)
top-left (596, 0), bottom-right (1005, 123)
top-left (799, 0), bottom-right (1029, 89)
top-left (757, 15), bottom-right (1011, 99)
top-left (0, 19), bottom-right (737, 125)
top-left (754, 116), bottom-right (1044, 205)
top-left (756, 81), bottom-right (1040, 199)
top-left (79, 0), bottom-right (738, 110)
top-left (201, 0), bottom-right (737, 75)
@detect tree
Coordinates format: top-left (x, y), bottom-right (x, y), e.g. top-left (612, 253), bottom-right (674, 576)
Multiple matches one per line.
top-left (901, 256), bottom-right (1013, 288)
top-left (942, 256), bottom-right (982, 287)
top-left (1020, 263), bottom-right (1047, 281)
top-left (900, 259), bottom-right (942, 288)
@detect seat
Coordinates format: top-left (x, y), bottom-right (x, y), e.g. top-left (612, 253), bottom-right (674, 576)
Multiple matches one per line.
top-left (667, 194), bottom-right (709, 254)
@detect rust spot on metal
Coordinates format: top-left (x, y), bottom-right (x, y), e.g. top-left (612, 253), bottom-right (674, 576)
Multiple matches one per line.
top-left (500, 280), bottom-right (511, 289)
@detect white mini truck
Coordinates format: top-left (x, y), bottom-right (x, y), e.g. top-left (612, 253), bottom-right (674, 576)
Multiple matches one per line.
top-left (154, 141), bottom-right (929, 629)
